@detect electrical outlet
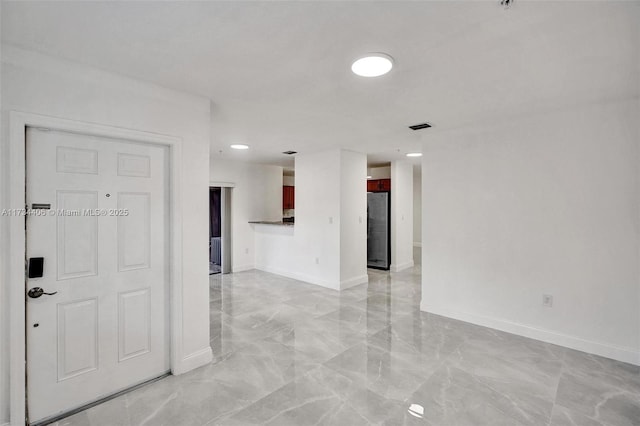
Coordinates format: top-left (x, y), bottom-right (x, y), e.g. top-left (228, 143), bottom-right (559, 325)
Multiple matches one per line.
top-left (315, 257), bottom-right (319, 265)
top-left (542, 294), bottom-right (553, 307)
top-left (328, 217), bottom-right (333, 224)
top-left (359, 216), bottom-right (362, 224)
top-left (245, 248), bottom-right (249, 254)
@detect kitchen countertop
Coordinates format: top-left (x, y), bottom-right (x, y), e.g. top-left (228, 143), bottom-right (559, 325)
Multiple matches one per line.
top-left (249, 221), bottom-right (294, 227)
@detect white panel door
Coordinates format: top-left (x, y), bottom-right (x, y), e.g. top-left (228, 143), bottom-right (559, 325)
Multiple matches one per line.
top-left (26, 128), bottom-right (169, 424)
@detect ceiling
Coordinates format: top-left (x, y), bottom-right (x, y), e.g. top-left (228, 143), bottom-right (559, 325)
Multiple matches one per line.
top-left (2, 1), bottom-right (638, 168)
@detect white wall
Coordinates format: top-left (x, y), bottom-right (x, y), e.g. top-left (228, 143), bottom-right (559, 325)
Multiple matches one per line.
top-left (0, 46), bottom-right (213, 424)
top-left (421, 99), bottom-right (640, 365)
top-left (368, 166), bottom-right (391, 179)
top-left (255, 149), bottom-right (368, 290)
top-left (413, 166), bottom-right (422, 265)
top-left (340, 150), bottom-right (368, 286)
top-left (390, 160), bottom-right (414, 272)
top-left (258, 150), bottom-right (341, 287)
top-left (413, 166), bottom-right (422, 246)
top-left (209, 159), bottom-right (283, 271)
top-left (0, 33), bottom-right (6, 426)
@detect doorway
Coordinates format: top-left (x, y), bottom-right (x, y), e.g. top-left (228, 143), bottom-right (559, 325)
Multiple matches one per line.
top-left (25, 127), bottom-right (170, 424)
top-left (209, 186), bottom-right (232, 274)
top-left (209, 187), bottom-right (222, 274)
top-left (367, 191), bottom-right (391, 270)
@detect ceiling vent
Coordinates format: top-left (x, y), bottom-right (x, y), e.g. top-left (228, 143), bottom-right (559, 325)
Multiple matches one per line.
top-left (282, 150), bottom-right (297, 155)
top-left (408, 122), bottom-right (432, 131)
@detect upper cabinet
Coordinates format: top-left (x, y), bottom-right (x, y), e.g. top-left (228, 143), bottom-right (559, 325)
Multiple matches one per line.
top-left (367, 179), bottom-right (391, 192)
top-left (283, 185), bottom-right (295, 209)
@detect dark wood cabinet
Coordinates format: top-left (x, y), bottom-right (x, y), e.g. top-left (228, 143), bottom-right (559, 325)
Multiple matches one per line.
top-left (367, 179), bottom-right (391, 192)
top-left (283, 186), bottom-right (295, 209)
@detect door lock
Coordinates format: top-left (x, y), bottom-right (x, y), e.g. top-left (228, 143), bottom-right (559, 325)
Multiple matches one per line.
top-left (27, 287), bottom-right (57, 299)
top-left (28, 257), bottom-right (44, 278)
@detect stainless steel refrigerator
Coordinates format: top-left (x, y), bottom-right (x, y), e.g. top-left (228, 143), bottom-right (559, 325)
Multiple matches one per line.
top-left (367, 192), bottom-right (390, 270)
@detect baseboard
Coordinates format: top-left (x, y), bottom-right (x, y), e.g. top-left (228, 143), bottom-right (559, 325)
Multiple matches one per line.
top-left (420, 302), bottom-right (640, 366)
top-left (232, 264), bottom-right (254, 273)
top-left (1, 421), bottom-right (9, 426)
top-left (340, 274), bottom-right (368, 290)
top-left (255, 265), bottom-right (340, 290)
top-left (390, 260), bottom-right (414, 272)
top-left (413, 242), bottom-right (422, 248)
top-left (173, 346), bottom-right (213, 375)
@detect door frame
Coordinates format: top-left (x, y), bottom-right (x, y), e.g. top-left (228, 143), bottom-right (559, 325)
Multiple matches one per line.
top-left (8, 111), bottom-right (184, 426)
top-left (210, 182), bottom-right (234, 274)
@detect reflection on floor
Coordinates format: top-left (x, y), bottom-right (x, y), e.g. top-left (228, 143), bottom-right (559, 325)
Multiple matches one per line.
top-left (209, 262), bottom-right (221, 275)
top-left (55, 267), bottom-right (640, 425)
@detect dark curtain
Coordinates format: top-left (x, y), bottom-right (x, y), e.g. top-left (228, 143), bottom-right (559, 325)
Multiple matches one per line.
top-left (210, 187), bottom-right (221, 238)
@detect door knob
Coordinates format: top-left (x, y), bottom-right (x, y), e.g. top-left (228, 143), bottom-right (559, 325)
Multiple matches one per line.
top-left (27, 287), bottom-right (57, 298)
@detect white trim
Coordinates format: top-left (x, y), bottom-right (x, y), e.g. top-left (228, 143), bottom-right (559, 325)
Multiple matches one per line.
top-left (390, 260), bottom-right (414, 272)
top-left (420, 302), bottom-right (640, 366)
top-left (255, 265), bottom-right (341, 291)
top-left (7, 111), bottom-right (194, 426)
top-left (171, 347), bottom-right (213, 375)
top-left (232, 264), bottom-right (255, 273)
top-left (413, 242), bottom-right (422, 248)
top-left (2, 422), bottom-right (10, 426)
top-left (209, 181), bottom-right (236, 188)
top-left (9, 113), bottom-right (27, 426)
top-left (340, 274), bottom-right (369, 290)
top-left (254, 265), bottom-right (369, 292)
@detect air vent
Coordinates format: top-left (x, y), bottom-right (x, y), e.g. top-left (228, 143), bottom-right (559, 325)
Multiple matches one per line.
top-left (282, 151), bottom-right (297, 155)
top-left (408, 122), bottom-right (432, 131)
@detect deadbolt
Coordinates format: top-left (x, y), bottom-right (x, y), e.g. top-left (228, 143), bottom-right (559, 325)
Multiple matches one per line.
top-left (27, 287), bottom-right (57, 298)
top-left (28, 257), bottom-right (44, 278)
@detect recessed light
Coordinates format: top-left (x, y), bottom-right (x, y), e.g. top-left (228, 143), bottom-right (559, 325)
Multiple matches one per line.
top-left (230, 144), bottom-right (249, 150)
top-left (351, 53), bottom-right (394, 77)
top-left (367, 176), bottom-right (372, 179)
top-left (406, 152), bottom-right (422, 157)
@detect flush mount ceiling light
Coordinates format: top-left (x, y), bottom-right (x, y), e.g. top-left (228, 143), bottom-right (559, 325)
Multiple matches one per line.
top-left (406, 152), bottom-right (422, 157)
top-left (351, 53), bottom-right (394, 77)
top-left (230, 144), bottom-right (249, 150)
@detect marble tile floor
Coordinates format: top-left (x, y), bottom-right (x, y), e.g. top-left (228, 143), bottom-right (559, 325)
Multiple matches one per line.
top-left (55, 267), bottom-right (640, 426)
